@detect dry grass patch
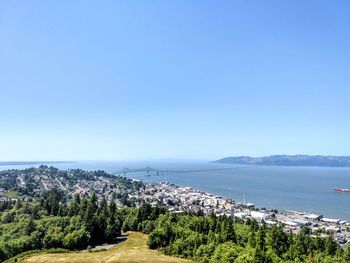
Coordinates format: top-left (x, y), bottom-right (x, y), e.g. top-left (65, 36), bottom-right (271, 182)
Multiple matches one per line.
top-left (22, 232), bottom-right (193, 263)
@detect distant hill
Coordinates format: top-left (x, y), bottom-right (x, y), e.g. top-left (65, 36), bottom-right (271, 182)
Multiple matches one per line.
top-left (0, 161), bottom-right (73, 166)
top-left (213, 155), bottom-right (350, 167)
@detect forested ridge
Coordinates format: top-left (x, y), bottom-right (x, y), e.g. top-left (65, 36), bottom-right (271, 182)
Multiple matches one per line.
top-left (214, 155), bottom-right (350, 167)
top-left (0, 189), bottom-right (350, 262)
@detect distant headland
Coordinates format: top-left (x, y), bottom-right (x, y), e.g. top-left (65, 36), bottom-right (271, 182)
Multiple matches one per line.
top-left (0, 161), bottom-right (73, 166)
top-left (213, 155), bottom-right (350, 167)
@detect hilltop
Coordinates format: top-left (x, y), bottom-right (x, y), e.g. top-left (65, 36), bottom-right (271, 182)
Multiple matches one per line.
top-left (16, 232), bottom-right (192, 263)
top-left (213, 155), bottom-right (350, 167)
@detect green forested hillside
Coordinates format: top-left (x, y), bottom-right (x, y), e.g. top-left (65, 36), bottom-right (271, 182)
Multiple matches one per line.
top-left (0, 189), bottom-right (165, 261)
top-left (0, 189), bottom-right (349, 262)
top-left (148, 213), bottom-right (350, 262)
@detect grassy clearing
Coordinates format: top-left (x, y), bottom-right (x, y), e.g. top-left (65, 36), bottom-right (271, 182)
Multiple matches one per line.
top-left (21, 232), bottom-right (193, 263)
top-left (4, 190), bottom-right (18, 199)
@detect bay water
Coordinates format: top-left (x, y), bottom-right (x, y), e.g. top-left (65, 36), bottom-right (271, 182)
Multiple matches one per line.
top-left (1, 160), bottom-right (350, 220)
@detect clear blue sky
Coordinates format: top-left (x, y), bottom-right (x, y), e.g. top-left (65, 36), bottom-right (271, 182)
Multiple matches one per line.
top-left (1, 1), bottom-right (350, 161)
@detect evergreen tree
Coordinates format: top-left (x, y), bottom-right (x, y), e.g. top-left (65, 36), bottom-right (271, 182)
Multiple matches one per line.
top-left (255, 225), bottom-right (267, 263)
top-left (266, 226), bottom-right (289, 256)
top-left (79, 198), bottom-right (88, 218)
top-left (343, 245), bottom-right (350, 263)
top-left (325, 236), bottom-right (338, 256)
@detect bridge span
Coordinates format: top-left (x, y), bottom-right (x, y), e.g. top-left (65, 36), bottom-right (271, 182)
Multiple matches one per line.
top-left (112, 166), bottom-right (248, 176)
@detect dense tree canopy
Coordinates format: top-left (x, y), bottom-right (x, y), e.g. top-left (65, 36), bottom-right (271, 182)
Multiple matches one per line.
top-left (0, 190), bottom-right (164, 261)
top-left (0, 190), bottom-right (349, 263)
top-left (147, 213), bottom-right (348, 263)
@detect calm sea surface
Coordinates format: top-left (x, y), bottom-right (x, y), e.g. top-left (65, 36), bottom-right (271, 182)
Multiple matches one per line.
top-left (1, 160), bottom-right (350, 220)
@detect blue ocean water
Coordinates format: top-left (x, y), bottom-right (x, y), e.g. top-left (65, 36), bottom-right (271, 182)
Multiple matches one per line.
top-left (1, 160), bottom-right (350, 220)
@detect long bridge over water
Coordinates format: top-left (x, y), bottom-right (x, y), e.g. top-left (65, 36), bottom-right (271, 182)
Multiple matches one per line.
top-left (112, 166), bottom-right (248, 177)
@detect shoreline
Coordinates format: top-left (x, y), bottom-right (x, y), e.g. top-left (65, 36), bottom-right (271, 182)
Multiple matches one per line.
top-left (138, 176), bottom-right (350, 221)
top-left (137, 180), bottom-right (350, 245)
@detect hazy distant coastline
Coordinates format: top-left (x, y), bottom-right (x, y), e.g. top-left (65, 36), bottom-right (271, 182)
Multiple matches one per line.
top-left (0, 161), bottom-right (74, 166)
top-left (214, 155), bottom-right (350, 167)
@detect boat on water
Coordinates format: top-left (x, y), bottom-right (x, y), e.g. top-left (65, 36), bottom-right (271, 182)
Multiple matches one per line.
top-left (333, 188), bottom-right (350, 193)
